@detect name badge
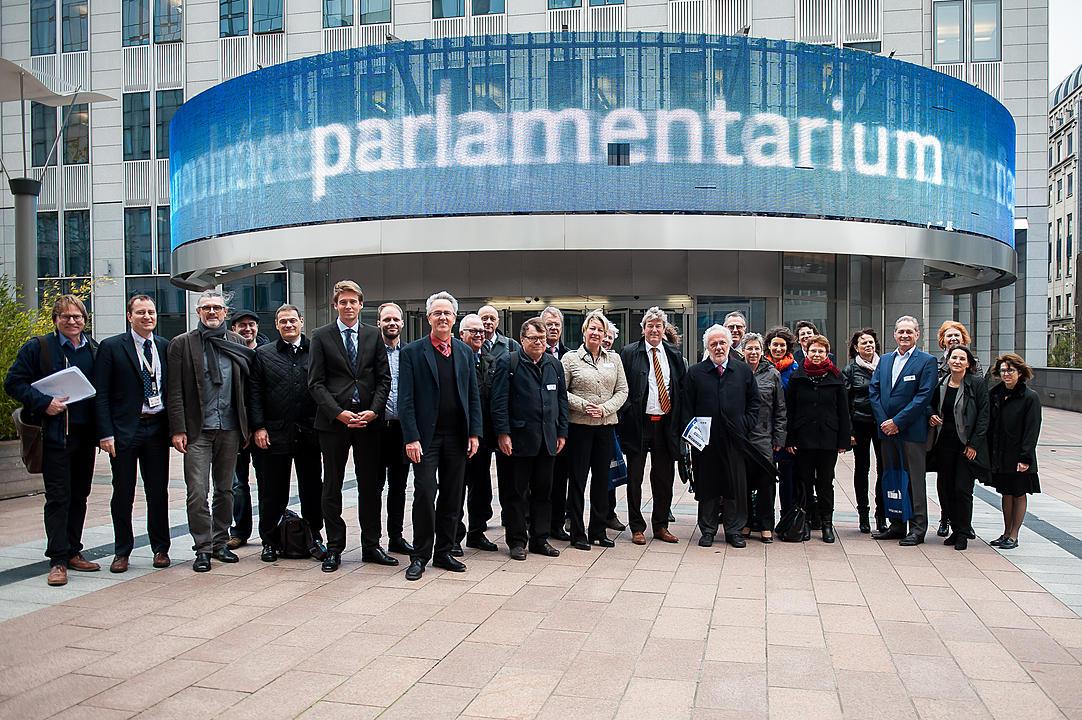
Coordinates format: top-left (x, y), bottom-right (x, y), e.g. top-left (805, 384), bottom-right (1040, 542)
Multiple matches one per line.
top-left (546, 384), bottom-right (557, 391)
top-left (903, 375), bottom-right (916, 382)
top-left (147, 394), bottom-right (163, 408)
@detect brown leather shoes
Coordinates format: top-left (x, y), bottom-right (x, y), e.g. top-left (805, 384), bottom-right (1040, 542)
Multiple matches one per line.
top-left (47, 564), bottom-right (68, 586)
top-left (631, 531), bottom-right (646, 545)
top-left (654, 528), bottom-right (679, 544)
top-left (226, 537), bottom-right (244, 550)
top-left (68, 554), bottom-right (101, 572)
top-left (153, 552), bottom-right (171, 568)
top-left (109, 556), bottom-right (129, 573)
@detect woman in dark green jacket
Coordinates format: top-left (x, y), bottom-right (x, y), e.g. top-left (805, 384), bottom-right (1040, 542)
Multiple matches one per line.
top-left (927, 345), bottom-right (989, 551)
top-left (985, 353), bottom-right (1042, 551)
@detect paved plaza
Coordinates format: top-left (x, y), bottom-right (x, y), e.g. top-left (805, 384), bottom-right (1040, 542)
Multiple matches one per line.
top-left (2, 409), bottom-right (1082, 719)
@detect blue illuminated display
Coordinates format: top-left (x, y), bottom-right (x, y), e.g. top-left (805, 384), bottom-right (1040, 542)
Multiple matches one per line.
top-left (169, 33), bottom-right (1016, 252)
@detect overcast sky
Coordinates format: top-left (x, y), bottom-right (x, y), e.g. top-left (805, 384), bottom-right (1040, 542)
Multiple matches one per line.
top-left (1049, 0), bottom-right (1081, 90)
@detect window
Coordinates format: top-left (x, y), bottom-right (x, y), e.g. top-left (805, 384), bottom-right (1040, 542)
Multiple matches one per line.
top-left (1050, 146), bottom-right (1054, 167)
top-left (547, 57), bottom-right (583, 110)
top-left (607, 142), bottom-right (630, 166)
top-left (1058, 178), bottom-right (1063, 202)
top-left (64, 210), bottom-right (90, 277)
top-left (31, 0), bottom-right (56, 55)
top-left (63, 104), bottom-right (89, 165)
top-left (548, 0), bottom-right (581, 9)
top-left (156, 89), bottom-right (183, 158)
top-left (589, 0), bottom-right (623, 6)
top-left (933, 1), bottom-right (963, 65)
top-left (1069, 294), bottom-right (1074, 315)
top-left (155, 0), bottom-right (184, 41)
top-left (323, 0), bottom-right (352, 27)
top-left (1069, 173), bottom-right (1074, 198)
top-left (471, 64), bottom-right (506, 112)
top-left (123, 0), bottom-right (150, 45)
top-left (1069, 214), bottom-right (1074, 277)
top-left (432, 0), bottom-right (464, 18)
top-left (1057, 218), bottom-right (1063, 279)
top-left (253, 0), bottom-right (283, 32)
top-left (783, 253), bottom-right (835, 336)
top-left (220, 0), bottom-right (247, 36)
top-left (669, 51), bottom-right (708, 111)
top-left (31, 102), bottom-right (57, 168)
top-left (1058, 140), bottom-right (1063, 163)
top-left (157, 206), bottom-right (172, 274)
top-left (124, 207), bottom-right (153, 275)
top-left (126, 276), bottom-right (186, 338)
top-left (1057, 296), bottom-right (1062, 318)
top-left (970, 0), bottom-right (1001, 62)
top-left (222, 272), bottom-right (288, 334)
top-left (61, 0), bottom-right (88, 52)
top-left (37, 212), bottom-right (59, 278)
top-left (123, 92), bottom-right (152, 161)
top-left (1070, 133), bottom-right (1076, 157)
top-left (360, 0), bottom-right (390, 24)
top-left (591, 55), bottom-right (624, 111)
top-left (472, 0), bottom-right (503, 14)
top-left (1049, 239), bottom-right (1053, 281)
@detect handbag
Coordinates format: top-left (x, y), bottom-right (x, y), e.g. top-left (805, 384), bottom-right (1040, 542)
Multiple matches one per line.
top-left (774, 452), bottom-right (806, 542)
top-left (882, 438), bottom-right (914, 522)
top-left (608, 431), bottom-right (628, 490)
top-left (12, 336), bottom-right (53, 474)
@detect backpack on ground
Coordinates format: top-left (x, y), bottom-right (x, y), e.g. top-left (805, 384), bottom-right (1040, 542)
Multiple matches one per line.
top-left (275, 509), bottom-right (315, 558)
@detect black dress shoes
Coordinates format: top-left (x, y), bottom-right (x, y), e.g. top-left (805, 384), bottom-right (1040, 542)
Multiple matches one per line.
top-left (606, 516), bottom-right (626, 532)
top-left (954, 537), bottom-right (968, 551)
top-left (998, 537), bottom-right (1018, 550)
top-left (726, 534), bottom-right (747, 548)
top-left (362, 547), bottom-right (399, 566)
top-left (405, 558), bottom-right (425, 580)
top-left (550, 529), bottom-right (572, 542)
top-left (899, 534), bottom-right (924, 546)
top-left (570, 539), bottom-right (591, 551)
top-left (193, 552), bottom-right (211, 572)
top-left (591, 537), bottom-right (615, 548)
top-left (433, 553), bottom-right (467, 572)
top-left (529, 542), bottom-right (560, 557)
top-left (309, 540), bottom-right (328, 561)
top-left (943, 532), bottom-right (959, 546)
top-left (450, 542), bottom-right (464, 557)
top-left (989, 534), bottom-right (1007, 546)
top-left (872, 527), bottom-right (905, 541)
top-left (509, 546), bottom-right (527, 561)
top-left (261, 545), bottom-right (278, 562)
top-left (858, 512), bottom-right (871, 534)
top-left (213, 547), bottom-right (239, 563)
top-left (698, 533), bottom-right (715, 547)
top-left (388, 537), bottom-right (415, 555)
top-left (821, 524), bottom-right (836, 544)
top-left (321, 551), bottom-right (341, 572)
top-left (937, 520), bottom-right (951, 537)
top-left (466, 533), bottom-right (498, 552)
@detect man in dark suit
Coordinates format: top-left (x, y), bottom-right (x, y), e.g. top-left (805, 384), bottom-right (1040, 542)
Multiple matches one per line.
top-left (680, 324), bottom-right (760, 548)
top-left (227, 308), bottom-right (269, 549)
top-left (491, 317), bottom-right (568, 560)
top-left (399, 291), bottom-right (482, 581)
top-left (249, 304), bottom-right (325, 562)
top-left (95, 295), bottom-right (171, 574)
top-left (619, 307), bottom-right (686, 546)
top-left (478, 304), bottom-right (518, 531)
top-left (375, 302), bottom-right (413, 556)
top-left (455, 314), bottom-right (499, 553)
top-left (308, 280), bottom-right (392, 572)
top-left (540, 305), bottom-right (572, 541)
top-left (869, 315), bottom-right (938, 545)
top-left (167, 290), bottom-right (253, 572)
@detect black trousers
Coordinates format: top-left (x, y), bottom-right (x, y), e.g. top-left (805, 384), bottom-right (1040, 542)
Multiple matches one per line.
top-left (505, 454), bottom-right (555, 548)
top-left (852, 421), bottom-right (884, 521)
top-left (457, 447), bottom-right (495, 541)
top-left (625, 417), bottom-right (675, 533)
top-left (109, 416), bottom-right (170, 557)
top-left (549, 451), bottom-right (571, 536)
top-left (566, 424), bottom-right (615, 542)
top-left (934, 437), bottom-right (974, 537)
top-left (258, 439), bottom-right (323, 544)
top-left (697, 459), bottom-right (748, 538)
top-left (797, 448), bottom-right (838, 524)
top-left (42, 424), bottom-right (96, 566)
top-left (411, 432), bottom-right (468, 562)
top-left (377, 420), bottom-right (409, 541)
top-left (230, 445), bottom-right (265, 541)
top-left (744, 457), bottom-right (776, 531)
top-left (777, 453), bottom-right (797, 518)
top-left (319, 424), bottom-right (381, 553)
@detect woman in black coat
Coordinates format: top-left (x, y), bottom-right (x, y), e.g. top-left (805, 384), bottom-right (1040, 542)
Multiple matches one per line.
top-left (841, 328), bottom-right (884, 534)
top-left (785, 335), bottom-right (851, 543)
top-left (927, 345), bottom-right (989, 551)
top-left (985, 353), bottom-right (1042, 550)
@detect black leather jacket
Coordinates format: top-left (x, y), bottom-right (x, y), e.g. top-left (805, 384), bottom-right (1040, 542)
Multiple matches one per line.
top-left (249, 336), bottom-right (318, 452)
top-left (841, 359), bottom-right (875, 425)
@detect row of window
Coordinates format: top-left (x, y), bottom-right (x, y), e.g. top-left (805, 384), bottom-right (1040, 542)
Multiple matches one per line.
top-left (1049, 213), bottom-right (1075, 281)
top-left (30, 0), bottom-right (87, 55)
top-left (932, 0), bottom-right (1002, 64)
top-left (1050, 133), bottom-right (1076, 170)
top-left (1050, 294), bottom-right (1073, 320)
top-left (1051, 173), bottom-right (1075, 205)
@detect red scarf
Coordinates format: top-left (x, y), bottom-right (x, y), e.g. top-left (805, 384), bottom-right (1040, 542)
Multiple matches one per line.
top-left (771, 353), bottom-right (795, 372)
top-left (802, 356), bottom-right (840, 377)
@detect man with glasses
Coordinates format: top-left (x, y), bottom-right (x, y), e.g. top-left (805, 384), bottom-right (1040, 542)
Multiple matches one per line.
top-left (399, 291), bottom-right (482, 580)
top-left (375, 302), bottom-right (413, 557)
top-left (540, 306), bottom-right (572, 540)
top-left (6, 295), bottom-right (100, 586)
top-left (491, 317), bottom-right (568, 560)
top-left (724, 311), bottom-right (747, 361)
top-left (308, 280), bottom-right (392, 572)
top-left (455, 314), bottom-right (499, 553)
top-left (167, 291), bottom-right (254, 572)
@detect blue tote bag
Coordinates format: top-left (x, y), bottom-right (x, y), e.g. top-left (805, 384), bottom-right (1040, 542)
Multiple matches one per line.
top-left (881, 438), bottom-right (913, 522)
top-left (609, 431), bottom-right (628, 491)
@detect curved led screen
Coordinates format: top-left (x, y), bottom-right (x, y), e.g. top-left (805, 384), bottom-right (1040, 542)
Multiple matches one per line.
top-left (169, 32), bottom-right (1016, 252)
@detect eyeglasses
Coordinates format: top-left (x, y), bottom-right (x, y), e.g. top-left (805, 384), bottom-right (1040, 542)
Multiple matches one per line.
top-left (999, 367), bottom-right (1018, 375)
top-left (198, 304), bottom-right (225, 312)
top-left (463, 328), bottom-right (485, 335)
top-left (725, 324), bottom-right (745, 331)
top-left (430, 310), bottom-right (456, 318)
top-left (523, 335), bottom-right (546, 343)
top-left (58, 313), bottom-right (85, 322)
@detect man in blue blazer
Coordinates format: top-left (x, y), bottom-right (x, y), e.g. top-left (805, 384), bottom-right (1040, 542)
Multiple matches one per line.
top-left (399, 291), bottom-right (482, 581)
top-left (95, 295), bottom-right (172, 573)
top-left (869, 315), bottom-right (938, 545)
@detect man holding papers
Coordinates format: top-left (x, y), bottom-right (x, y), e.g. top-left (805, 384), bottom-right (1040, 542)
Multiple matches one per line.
top-left (4, 295), bottom-right (100, 587)
top-left (679, 324), bottom-right (760, 549)
top-left (94, 295), bottom-right (172, 573)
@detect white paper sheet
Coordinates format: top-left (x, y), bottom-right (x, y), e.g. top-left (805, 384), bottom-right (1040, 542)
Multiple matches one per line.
top-left (681, 416), bottom-right (712, 451)
top-left (31, 366), bottom-right (96, 404)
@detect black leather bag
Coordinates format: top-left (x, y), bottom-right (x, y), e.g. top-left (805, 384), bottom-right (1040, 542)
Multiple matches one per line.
top-left (774, 505), bottom-right (807, 542)
top-left (11, 407), bottom-right (43, 474)
top-left (276, 509), bottom-right (315, 558)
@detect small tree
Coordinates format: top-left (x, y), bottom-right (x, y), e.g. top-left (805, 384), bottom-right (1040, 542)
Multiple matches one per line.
top-left (1047, 331), bottom-right (1082, 369)
top-left (0, 277), bottom-right (97, 440)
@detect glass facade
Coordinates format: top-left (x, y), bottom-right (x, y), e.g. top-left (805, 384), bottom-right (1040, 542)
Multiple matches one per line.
top-left (61, 0), bottom-right (88, 52)
top-left (324, 0), bottom-right (352, 27)
top-left (126, 277), bottom-right (187, 338)
top-left (155, 0), bottom-right (184, 41)
top-left (30, 0), bottom-right (56, 55)
top-left (123, 0), bottom-right (151, 45)
top-left (222, 272), bottom-right (288, 335)
top-left (37, 212), bottom-right (60, 278)
top-left (65, 210), bottom-right (91, 277)
top-left (253, 0), bottom-right (284, 33)
top-left (63, 104), bottom-right (90, 165)
top-left (157, 207), bottom-right (172, 275)
top-left (31, 102), bottom-right (57, 168)
top-left (472, 0), bottom-right (503, 14)
top-left (156, 89), bottom-right (183, 158)
top-left (970, 0), bottom-right (1001, 62)
top-left (548, 0), bottom-right (580, 9)
top-left (220, 0), bottom-right (247, 37)
top-left (361, 0), bottom-right (390, 24)
top-left (125, 207), bottom-right (154, 276)
top-left (782, 253), bottom-right (836, 338)
top-left (123, 92), bottom-right (152, 161)
top-left (432, 0), bottom-right (464, 19)
top-left (933, 0), bottom-right (963, 65)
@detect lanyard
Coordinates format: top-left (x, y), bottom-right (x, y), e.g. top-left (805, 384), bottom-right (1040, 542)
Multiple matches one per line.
top-left (135, 337), bottom-right (157, 377)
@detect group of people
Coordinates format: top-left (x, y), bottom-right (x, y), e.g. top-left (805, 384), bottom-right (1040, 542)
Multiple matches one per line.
top-left (2, 285), bottom-right (1043, 588)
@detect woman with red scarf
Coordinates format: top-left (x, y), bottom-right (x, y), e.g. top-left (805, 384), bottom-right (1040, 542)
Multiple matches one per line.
top-left (764, 327), bottom-right (799, 524)
top-left (785, 335), bottom-right (851, 543)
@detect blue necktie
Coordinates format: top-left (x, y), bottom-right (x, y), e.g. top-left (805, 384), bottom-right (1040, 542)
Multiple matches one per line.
top-left (141, 339), bottom-right (154, 400)
top-left (344, 328), bottom-right (359, 402)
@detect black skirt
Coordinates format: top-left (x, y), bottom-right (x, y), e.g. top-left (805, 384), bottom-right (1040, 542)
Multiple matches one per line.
top-left (987, 472), bottom-right (1041, 497)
